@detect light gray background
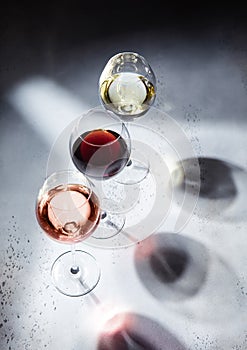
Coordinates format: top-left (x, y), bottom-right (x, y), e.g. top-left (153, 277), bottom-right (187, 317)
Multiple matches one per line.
top-left (1, 2), bottom-right (247, 349)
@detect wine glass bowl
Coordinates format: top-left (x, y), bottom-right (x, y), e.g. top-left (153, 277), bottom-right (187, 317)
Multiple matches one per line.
top-left (69, 107), bottom-right (131, 180)
top-left (99, 52), bottom-right (156, 118)
top-left (35, 169), bottom-right (101, 296)
top-left (69, 107), bottom-right (131, 239)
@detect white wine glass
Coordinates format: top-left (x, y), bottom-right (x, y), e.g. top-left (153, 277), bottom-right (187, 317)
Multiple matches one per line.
top-left (99, 51), bottom-right (156, 184)
top-left (69, 107), bottom-right (131, 238)
top-left (99, 51), bottom-right (156, 118)
top-left (35, 169), bottom-right (101, 297)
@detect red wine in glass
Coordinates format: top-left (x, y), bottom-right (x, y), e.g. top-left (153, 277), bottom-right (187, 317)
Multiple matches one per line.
top-left (71, 129), bottom-right (130, 179)
top-left (69, 107), bottom-right (131, 239)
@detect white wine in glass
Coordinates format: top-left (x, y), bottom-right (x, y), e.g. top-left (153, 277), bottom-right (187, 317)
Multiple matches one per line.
top-left (99, 52), bottom-right (156, 118)
top-left (99, 52), bottom-right (156, 184)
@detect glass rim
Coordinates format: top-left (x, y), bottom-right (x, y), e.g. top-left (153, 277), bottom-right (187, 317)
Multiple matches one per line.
top-left (77, 126), bottom-right (125, 147)
top-left (99, 51), bottom-right (156, 84)
top-left (108, 51), bottom-right (146, 61)
top-left (72, 107), bottom-right (128, 147)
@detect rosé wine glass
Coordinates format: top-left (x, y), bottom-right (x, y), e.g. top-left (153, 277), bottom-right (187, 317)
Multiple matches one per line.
top-left (36, 169), bottom-right (101, 297)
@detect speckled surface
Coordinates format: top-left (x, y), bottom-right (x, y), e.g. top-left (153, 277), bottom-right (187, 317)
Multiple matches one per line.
top-left (1, 3), bottom-right (247, 349)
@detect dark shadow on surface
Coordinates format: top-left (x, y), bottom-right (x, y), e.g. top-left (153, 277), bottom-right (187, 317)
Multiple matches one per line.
top-left (150, 247), bottom-right (189, 284)
top-left (97, 312), bottom-right (186, 350)
top-left (174, 157), bottom-right (239, 200)
top-left (172, 157), bottom-right (247, 221)
top-left (134, 233), bottom-right (209, 302)
top-left (134, 233), bottom-right (245, 325)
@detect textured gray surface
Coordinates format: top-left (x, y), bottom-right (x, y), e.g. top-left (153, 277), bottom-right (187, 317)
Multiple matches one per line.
top-left (1, 3), bottom-right (247, 349)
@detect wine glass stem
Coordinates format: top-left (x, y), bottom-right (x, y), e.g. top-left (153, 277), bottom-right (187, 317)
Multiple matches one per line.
top-left (101, 211), bottom-right (107, 220)
top-left (70, 244), bottom-right (79, 274)
top-left (125, 121), bottom-right (133, 166)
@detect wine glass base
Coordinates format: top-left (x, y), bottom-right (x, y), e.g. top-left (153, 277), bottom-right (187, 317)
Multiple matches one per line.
top-left (51, 250), bottom-right (100, 297)
top-left (91, 211), bottom-right (125, 239)
top-left (114, 147), bottom-right (149, 185)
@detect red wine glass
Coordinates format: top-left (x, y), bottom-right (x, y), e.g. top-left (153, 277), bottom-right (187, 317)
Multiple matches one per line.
top-left (69, 107), bottom-right (131, 239)
top-left (36, 169), bottom-right (101, 296)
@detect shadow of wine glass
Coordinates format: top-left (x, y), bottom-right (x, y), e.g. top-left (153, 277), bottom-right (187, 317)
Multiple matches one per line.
top-left (134, 232), bottom-right (246, 328)
top-left (97, 312), bottom-right (186, 350)
top-left (172, 156), bottom-right (247, 222)
top-left (134, 233), bottom-right (209, 302)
